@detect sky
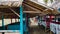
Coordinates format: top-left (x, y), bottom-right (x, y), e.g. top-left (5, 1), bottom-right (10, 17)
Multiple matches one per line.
top-left (38, 0), bottom-right (52, 6)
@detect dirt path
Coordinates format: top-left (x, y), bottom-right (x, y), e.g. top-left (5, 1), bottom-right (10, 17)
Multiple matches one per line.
top-left (29, 26), bottom-right (50, 34)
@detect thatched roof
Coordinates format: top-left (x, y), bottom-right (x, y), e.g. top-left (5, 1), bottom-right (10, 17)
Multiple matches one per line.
top-left (23, 0), bottom-right (60, 17)
top-left (0, 0), bottom-right (23, 8)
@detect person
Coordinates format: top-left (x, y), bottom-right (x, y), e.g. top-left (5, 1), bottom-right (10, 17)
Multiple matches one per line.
top-left (35, 16), bottom-right (40, 27)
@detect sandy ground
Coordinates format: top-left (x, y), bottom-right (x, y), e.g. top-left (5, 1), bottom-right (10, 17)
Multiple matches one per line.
top-left (29, 26), bottom-right (51, 34)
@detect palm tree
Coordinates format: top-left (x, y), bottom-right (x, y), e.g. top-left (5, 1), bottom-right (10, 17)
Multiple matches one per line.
top-left (44, 0), bottom-right (48, 3)
top-left (50, 0), bottom-right (53, 3)
top-left (44, 0), bottom-right (53, 5)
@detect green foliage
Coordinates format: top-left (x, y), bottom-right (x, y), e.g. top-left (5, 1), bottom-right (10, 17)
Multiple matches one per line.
top-left (50, 0), bottom-right (53, 3)
top-left (44, 0), bottom-right (48, 3)
top-left (44, 0), bottom-right (53, 3)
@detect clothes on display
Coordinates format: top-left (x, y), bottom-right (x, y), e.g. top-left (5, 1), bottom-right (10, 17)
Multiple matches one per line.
top-left (50, 23), bottom-right (60, 34)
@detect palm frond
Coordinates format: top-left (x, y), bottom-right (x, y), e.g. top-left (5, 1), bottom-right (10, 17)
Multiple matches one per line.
top-left (50, 0), bottom-right (53, 3)
top-left (44, 0), bottom-right (48, 3)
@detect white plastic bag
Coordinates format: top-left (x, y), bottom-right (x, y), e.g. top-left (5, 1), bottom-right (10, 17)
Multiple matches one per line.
top-left (29, 17), bottom-right (38, 27)
top-left (56, 25), bottom-right (60, 34)
top-left (50, 23), bottom-right (58, 33)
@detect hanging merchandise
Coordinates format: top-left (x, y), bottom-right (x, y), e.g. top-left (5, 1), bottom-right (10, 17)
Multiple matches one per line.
top-left (29, 17), bottom-right (38, 26)
top-left (50, 23), bottom-right (58, 34)
top-left (39, 16), bottom-right (42, 25)
top-left (50, 15), bottom-right (60, 34)
top-left (56, 25), bottom-right (60, 34)
top-left (2, 13), bottom-right (5, 30)
top-left (41, 16), bottom-right (46, 27)
top-left (50, 23), bottom-right (60, 34)
top-left (45, 15), bottom-right (54, 28)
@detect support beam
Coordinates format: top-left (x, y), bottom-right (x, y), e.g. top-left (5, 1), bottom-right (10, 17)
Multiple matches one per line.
top-left (43, 9), bottom-right (48, 11)
top-left (23, 13), bottom-right (27, 33)
top-left (23, 3), bottom-right (42, 12)
top-left (26, 13), bottom-right (29, 34)
top-left (15, 18), bottom-right (16, 22)
top-left (11, 15), bottom-right (12, 24)
top-left (18, 18), bottom-right (19, 22)
top-left (2, 13), bottom-right (4, 30)
top-left (9, 8), bottom-right (20, 17)
top-left (20, 5), bottom-right (23, 34)
top-left (23, 11), bottom-right (42, 13)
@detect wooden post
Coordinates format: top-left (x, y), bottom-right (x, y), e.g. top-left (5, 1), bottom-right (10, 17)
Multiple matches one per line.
top-left (11, 15), bottom-right (12, 24)
top-left (2, 12), bottom-right (5, 30)
top-left (26, 13), bottom-right (29, 34)
top-left (15, 18), bottom-right (17, 22)
top-left (18, 18), bottom-right (19, 22)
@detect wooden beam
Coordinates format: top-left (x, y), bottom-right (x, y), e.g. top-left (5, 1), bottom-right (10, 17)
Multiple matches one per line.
top-left (0, 6), bottom-right (20, 8)
top-left (23, 11), bottom-right (42, 13)
top-left (23, 4), bottom-right (52, 14)
top-left (23, 3), bottom-right (43, 12)
top-left (9, 8), bottom-right (20, 17)
top-left (28, 0), bottom-right (53, 10)
top-left (23, 1), bottom-right (46, 10)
